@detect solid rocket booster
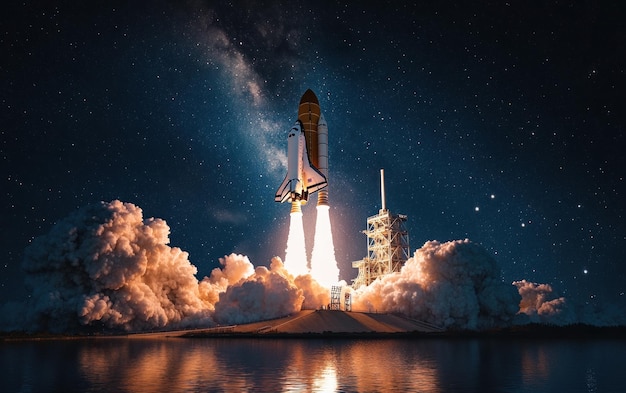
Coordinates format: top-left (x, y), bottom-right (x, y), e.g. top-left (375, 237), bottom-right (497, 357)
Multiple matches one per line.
top-left (316, 113), bottom-right (329, 206)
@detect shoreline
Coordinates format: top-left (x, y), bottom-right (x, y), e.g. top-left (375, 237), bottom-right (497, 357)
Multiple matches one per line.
top-left (3, 323), bottom-right (625, 341)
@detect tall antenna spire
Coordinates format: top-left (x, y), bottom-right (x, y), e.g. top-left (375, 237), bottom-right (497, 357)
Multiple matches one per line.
top-left (380, 168), bottom-right (386, 212)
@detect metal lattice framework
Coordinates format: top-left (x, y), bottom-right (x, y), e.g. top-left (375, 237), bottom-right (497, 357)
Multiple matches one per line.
top-left (351, 209), bottom-right (409, 289)
top-left (330, 285), bottom-right (342, 310)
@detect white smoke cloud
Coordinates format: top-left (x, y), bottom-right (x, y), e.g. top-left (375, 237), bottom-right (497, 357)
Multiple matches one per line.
top-left (213, 257), bottom-right (304, 325)
top-left (1, 200), bottom-right (330, 333)
top-left (198, 253), bottom-right (256, 309)
top-left (352, 239), bottom-right (521, 330)
top-left (513, 280), bottom-right (575, 325)
top-left (295, 273), bottom-right (331, 310)
top-left (16, 200), bottom-right (214, 332)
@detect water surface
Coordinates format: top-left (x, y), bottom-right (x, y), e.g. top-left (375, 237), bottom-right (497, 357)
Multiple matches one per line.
top-left (3, 337), bottom-right (625, 392)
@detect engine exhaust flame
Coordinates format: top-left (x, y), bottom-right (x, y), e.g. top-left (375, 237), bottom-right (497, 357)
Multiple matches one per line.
top-left (310, 205), bottom-right (339, 288)
top-left (283, 201), bottom-right (309, 277)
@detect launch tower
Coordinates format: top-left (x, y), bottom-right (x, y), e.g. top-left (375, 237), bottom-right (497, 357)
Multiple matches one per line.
top-left (352, 169), bottom-right (410, 289)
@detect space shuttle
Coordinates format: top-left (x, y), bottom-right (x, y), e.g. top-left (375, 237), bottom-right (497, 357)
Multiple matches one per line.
top-left (274, 120), bottom-right (327, 203)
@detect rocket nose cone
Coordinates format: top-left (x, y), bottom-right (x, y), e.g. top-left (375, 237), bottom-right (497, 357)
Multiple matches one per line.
top-left (300, 89), bottom-right (319, 105)
top-left (293, 120), bottom-right (302, 131)
top-left (319, 113), bottom-right (327, 127)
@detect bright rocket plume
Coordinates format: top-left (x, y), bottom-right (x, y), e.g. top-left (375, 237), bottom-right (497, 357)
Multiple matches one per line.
top-left (310, 205), bottom-right (340, 287)
top-left (283, 201), bottom-right (309, 277)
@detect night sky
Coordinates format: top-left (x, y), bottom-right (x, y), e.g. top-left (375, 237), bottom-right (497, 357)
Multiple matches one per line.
top-left (2, 2), bottom-right (624, 314)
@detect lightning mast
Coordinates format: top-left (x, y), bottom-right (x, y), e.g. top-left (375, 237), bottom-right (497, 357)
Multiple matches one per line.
top-left (352, 169), bottom-right (410, 289)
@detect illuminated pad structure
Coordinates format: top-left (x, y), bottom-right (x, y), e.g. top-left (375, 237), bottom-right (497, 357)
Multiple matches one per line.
top-left (352, 169), bottom-right (410, 289)
top-left (344, 292), bottom-right (352, 312)
top-left (330, 285), bottom-right (342, 310)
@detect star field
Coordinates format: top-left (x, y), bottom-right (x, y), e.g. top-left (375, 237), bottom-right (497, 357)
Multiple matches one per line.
top-left (1, 1), bottom-right (624, 314)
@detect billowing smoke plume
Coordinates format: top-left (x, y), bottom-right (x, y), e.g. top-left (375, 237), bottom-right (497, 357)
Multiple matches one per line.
top-left (213, 257), bottom-right (304, 324)
top-left (295, 273), bottom-right (331, 310)
top-left (353, 239), bottom-right (521, 329)
top-left (3, 200), bottom-right (330, 333)
top-left (514, 280), bottom-right (574, 325)
top-left (197, 253), bottom-right (256, 310)
top-left (205, 255), bottom-right (330, 324)
top-left (2, 200), bottom-right (606, 333)
top-left (16, 200), bottom-right (213, 332)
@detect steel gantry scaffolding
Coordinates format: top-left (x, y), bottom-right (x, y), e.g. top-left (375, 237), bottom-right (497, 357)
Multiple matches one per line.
top-left (351, 169), bottom-right (410, 289)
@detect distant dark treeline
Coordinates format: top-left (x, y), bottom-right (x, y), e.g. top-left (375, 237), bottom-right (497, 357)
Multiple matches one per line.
top-left (441, 323), bottom-right (626, 339)
top-left (3, 323), bottom-right (626, 341)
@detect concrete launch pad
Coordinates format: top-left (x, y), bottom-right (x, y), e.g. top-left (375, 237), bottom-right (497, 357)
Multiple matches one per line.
top-left (178, 310), bottom-right (442, 337)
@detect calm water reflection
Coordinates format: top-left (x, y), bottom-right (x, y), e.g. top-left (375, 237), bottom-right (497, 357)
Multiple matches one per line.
top-left (3, 337), bottom-right (625, 392)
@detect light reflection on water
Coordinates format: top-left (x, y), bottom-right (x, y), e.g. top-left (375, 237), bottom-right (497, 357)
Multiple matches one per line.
top-left (2, 337), bottom-right (626, 392)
